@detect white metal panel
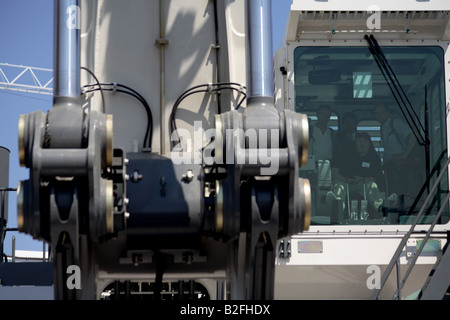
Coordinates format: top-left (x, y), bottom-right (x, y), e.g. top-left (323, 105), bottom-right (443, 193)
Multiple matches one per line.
top-left (275, 232), bottom-right (445, 299)
top-left (84, 0), bottom-right (161, 153)
top-left (79, 0), bottom-right (247, 155)
top-left (277, 234), bottom-right (445, 266)
top-left (274, 264), bottom-right (432, 299)
top-left (273, 47), bottom-right (287, 111)
top-left (291, 0), bottom-right (450, 12)
top-left (285, 1), bottom-right (450, 42)
top-left (224, 0), bottom-right (247, 98)
top-left (294, 12), bottom-right (450, 41)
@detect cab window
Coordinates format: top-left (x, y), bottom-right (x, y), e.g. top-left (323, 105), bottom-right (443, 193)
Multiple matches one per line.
top-left (294, 46), bottom-right (448, 225)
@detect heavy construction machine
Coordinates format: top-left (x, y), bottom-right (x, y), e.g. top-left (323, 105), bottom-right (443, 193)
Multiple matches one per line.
top-left (13, 0), bottom-right (450, 301)
top-left (16, 0), bottom-right (311, 300)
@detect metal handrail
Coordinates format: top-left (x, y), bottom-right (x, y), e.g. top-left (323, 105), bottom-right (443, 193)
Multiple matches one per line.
top-left (392, 192), bottom-right (450, 299)
top-left (371, 155), bottom-right (450, 300)
top-left (404, 150), bottom-right (447, 218)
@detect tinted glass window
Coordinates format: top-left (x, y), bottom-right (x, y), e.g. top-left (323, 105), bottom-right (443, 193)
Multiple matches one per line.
top-left (294, 46), bottom-right (448, 225)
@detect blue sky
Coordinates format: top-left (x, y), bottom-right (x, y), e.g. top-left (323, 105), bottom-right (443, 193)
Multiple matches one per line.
top-left (0, 0), bottom-right (292, 253)
top-left (0, 0), bottom-right (53, 253)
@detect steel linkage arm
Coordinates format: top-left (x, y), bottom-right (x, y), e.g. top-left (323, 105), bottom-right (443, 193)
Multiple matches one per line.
top-left (211, 0), bottom-right (311, 299)
top-left (213, 99), bottom-right (310, 299)
top-left (17, 101), bottom-right (116, 300)
top-left (17, 0), bottom-right (118, 300)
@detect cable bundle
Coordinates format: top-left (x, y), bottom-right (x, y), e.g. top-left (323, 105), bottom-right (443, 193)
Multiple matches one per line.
top-left (83, 82), bottom-right (154, 151)
top-left (170, 82), bottom-right (246, 150)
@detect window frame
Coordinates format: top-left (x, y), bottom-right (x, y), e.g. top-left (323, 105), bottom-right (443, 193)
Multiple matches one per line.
top-left (286, 39), bottom-right (450, 233)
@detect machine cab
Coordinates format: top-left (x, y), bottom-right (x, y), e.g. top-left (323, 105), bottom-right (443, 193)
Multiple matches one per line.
top-left (275, 0), bottom-right (450, 228)
top-left (274, 0), bottom-right (450, 299)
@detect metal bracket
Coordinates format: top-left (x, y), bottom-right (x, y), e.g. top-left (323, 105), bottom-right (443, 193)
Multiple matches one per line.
top-left (155, 38), bottom-right (169, 45)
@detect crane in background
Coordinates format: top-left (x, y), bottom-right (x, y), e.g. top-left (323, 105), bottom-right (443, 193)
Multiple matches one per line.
top-left (0, 63), bottom-right (53, 96)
